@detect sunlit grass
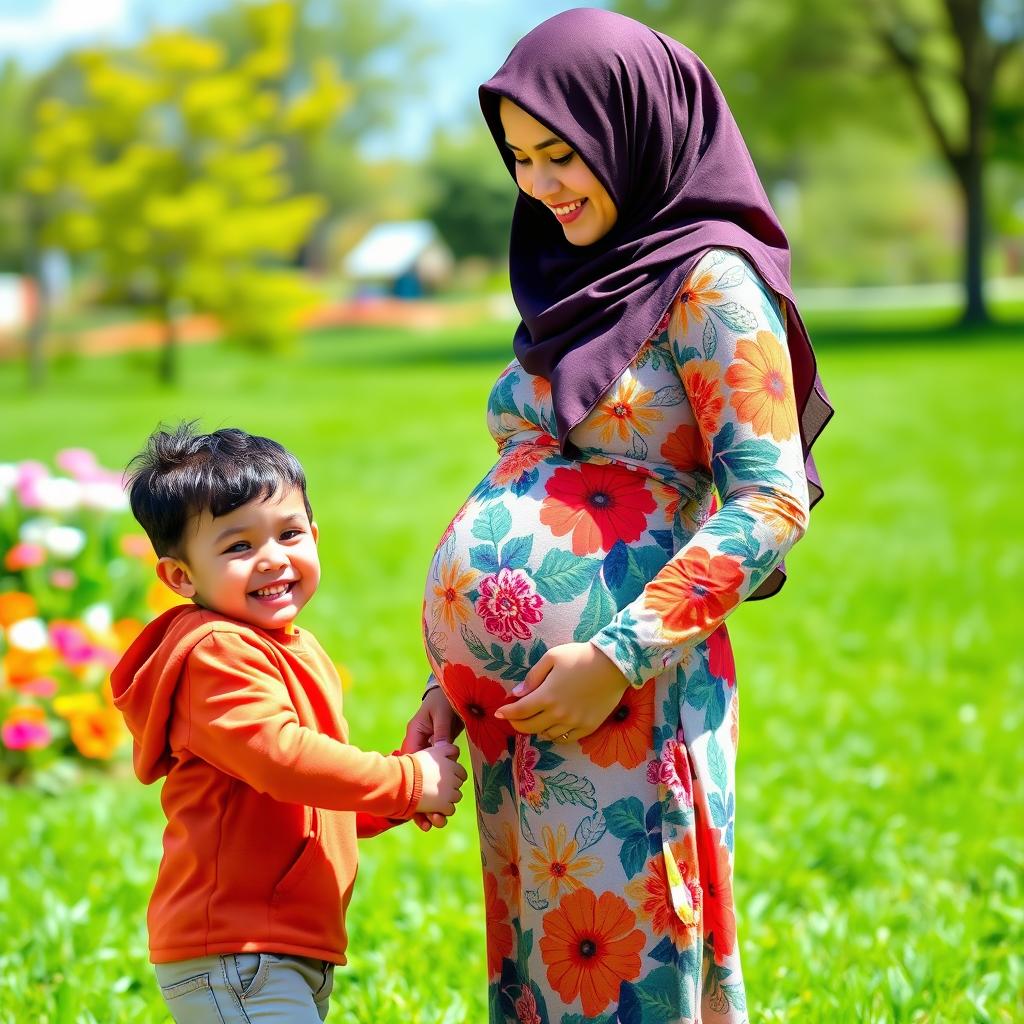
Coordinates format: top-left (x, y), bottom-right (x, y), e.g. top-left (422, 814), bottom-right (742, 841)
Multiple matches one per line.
top-left (1, 317), bottom-right (1021, 1022)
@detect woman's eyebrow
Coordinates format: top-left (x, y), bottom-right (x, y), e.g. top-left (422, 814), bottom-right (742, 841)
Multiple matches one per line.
top-left (504, 137), bottom-right (565, 152)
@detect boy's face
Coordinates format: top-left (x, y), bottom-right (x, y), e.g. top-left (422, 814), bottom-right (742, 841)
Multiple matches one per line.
top-left (156, 485), bottom-right (320, 631)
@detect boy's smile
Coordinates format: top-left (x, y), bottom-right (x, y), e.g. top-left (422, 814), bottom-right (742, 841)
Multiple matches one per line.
top-left (156, 485), bottom-right (320, 631)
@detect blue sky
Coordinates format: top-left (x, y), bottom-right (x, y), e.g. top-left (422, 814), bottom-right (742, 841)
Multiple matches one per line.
top-left (0, 0), bottom-right (606, 156)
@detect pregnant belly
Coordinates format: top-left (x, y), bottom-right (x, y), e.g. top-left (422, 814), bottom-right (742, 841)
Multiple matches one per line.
top-left (422, 447), bottom-right (678, 721)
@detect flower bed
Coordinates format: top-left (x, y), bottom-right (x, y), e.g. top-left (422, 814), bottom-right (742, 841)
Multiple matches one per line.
top-left (0, 451), bottom-right (181, 782)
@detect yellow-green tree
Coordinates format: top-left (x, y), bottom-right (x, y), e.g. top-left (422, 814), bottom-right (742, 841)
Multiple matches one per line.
top-left (23, 2), bottom-right (349, 383)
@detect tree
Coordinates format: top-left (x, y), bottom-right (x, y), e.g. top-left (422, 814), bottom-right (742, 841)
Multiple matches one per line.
top-left (22, 2), bottom-right (347, 384)
top-left (424, 128), bottom-right (516, 262)
top-left (617, 0), bottom-right (1024, 324)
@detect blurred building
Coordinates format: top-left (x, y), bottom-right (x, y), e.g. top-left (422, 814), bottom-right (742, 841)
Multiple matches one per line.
top-left (343, 220), bottom-right (453, 298)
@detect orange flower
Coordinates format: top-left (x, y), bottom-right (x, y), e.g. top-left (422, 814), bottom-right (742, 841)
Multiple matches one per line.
top-left (532, 375), bottom-right (552, 403)
top-left (660, 424), bottom-right (706, 474)
top-left (680, 361), bottom-right (724, 440)
top-left (580, 681), bottom-right (655, 769)
top-left (0, 592), bottom-right (37, 628)
top-left (528, 824), bottom-right (602, 903)
top-left (744, 491), bottom-right (807, 544)
top-left (3, 646), bottom-right (57, 686)
top-left (589, 378), bottom-right (664, 444)
top-left (492, 823), bottom-right (522, 907)
top-left (146, 580), bottom-right (189, 614)
top-left (484, 871), bottom-right (514, 979)
top-left (493, 434), bottom-right (556, 487)
top-left (724, 331), bottom-right (797, 440)
top-left (539, 889), bottom-right (645, 1017)
top-left (644, 547), bottom-right (745, 638)
top-left (624, 853), bottom-right (702, 949)
top-left (431, 557), bottom-right (476, 631)
top-left (671, 269), bottom-right (723, 336)
top-left (112, 618), bottom-right (145, 655)
top-left (69, 706), bottom-right (123, 759)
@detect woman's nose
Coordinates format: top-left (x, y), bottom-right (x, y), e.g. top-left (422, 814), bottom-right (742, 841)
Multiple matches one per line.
top-left (531, 168), bottom-right (559, 200)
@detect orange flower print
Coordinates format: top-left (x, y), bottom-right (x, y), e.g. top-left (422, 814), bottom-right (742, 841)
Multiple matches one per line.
top-left (624, 853), bottom-right (702, 950)
top-left (532, 375), bottom-right (552, 403)
top-left (724, 331), bottom-right (797, 440)
top-left (493, 434), bottom-right (556, 487)
top-left (680, 361), bottom-right (724, 441)
top-left (493, 823), bottom-right (523, 907)
top-left (644, 547), bottom-right (745, 638)
top-left (671, 269), bottom-right (723, 336)
top-left (528, 824), bottom-right (602, 903)
top-left (539, 889), bottom-right (645, 1017)
top-left (660, 423), bottom-right (706, 474)
top-left (580, 681), bottom-right (655, 769)
top-left (590, 378), bottom-right (664, 444)
top-left (484, 871), bottom-right (514, 979)
top-left (745, 491), bottom-right (808, 544)
top-left (697, 825), bottom-right (737, 962)
top-left (431, 557), bottom-right (476, 631)
top-left (539, 463), bottom-right (655, 556)
top-left (651, 480), bottom-right (680, 524)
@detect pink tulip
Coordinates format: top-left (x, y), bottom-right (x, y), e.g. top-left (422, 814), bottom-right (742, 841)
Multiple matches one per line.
top-left (4, 542), bottom-right (46, 571)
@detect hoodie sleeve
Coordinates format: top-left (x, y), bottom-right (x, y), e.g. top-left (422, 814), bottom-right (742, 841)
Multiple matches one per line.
top-left (179, 632), bottom-right (423, 818)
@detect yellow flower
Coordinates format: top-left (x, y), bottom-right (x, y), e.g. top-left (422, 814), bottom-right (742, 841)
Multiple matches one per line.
top-left (53, 693), bottom-right (102, 719)
top-left (528, 824), bottom-right (602, 904)
top-left (431, 558), bottom-right (476, 631)
top-left (69, 707), bottom-right (123, 760)
top-left (589, 377), bottom-right (664, 444)
top-left (146, 580), bottom-right (190, 614)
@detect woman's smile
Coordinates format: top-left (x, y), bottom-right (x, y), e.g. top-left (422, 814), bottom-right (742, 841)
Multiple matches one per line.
top-left (549, 198), bottom-right (587, 223)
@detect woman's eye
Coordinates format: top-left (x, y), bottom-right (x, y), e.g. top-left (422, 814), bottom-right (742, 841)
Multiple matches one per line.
top-left (513, 155), bottom-right (530, 166)
top-left (551, 152), bottom-right (574, 165)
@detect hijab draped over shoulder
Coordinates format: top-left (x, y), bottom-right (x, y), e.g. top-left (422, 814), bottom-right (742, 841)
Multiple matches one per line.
top-left (479, 9), bottom-right (833, 587)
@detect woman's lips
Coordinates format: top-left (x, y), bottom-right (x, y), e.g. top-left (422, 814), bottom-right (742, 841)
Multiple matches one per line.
top-left (549, 198), bottom-right (587, 224)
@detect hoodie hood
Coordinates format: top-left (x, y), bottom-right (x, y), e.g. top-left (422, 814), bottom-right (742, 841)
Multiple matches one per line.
top-left (111, 605), bottom-right (220, 783)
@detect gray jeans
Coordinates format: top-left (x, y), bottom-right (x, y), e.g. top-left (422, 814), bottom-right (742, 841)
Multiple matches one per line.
top-left (154, 953), bottom-right (335, 1023)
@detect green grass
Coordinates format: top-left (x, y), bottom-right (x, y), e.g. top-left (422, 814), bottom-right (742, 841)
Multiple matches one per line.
top-left (1, 315), bottom-right (1022, 1022)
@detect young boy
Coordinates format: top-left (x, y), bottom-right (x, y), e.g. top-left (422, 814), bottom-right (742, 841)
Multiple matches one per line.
top-left (111, 423), bottom-right (465, 1023)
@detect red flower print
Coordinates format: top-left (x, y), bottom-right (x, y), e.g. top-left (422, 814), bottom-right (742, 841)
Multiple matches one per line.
top-left (484, 870), bottom-right (514, 978)
top-left (652, 739), bottom-right (694, 809)
top-left (706, 624), bottom-right (736, 686)
top-left (539, 889), bottom-right (645, 1017)
top-left (579, 681), bottom-right (655, 769)
top-left (514, 987), bottom-right (542, 1024)
top-left (442, 663), bottom-right (514, 763)
top-left (644, 547), bottom-right (745, 638)
top-left (513, 733), bottom-right (545, 809)
top-left (539, 462), bottom-right (656, 556)
top-left (697, 824), bottom-right (736, 962)
top-left (476, 567), bottom-right (544, 643)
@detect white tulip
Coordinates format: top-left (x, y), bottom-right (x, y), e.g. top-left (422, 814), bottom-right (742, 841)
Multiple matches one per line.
top-left (44, 525), bottom-right (87, 559)
top-left (19, 517), bottom-right (59, 544)
top-left (82, 603), bottom-right (113, 634)
top-left (6, 617), bottom-right (49, 651)
top-left (36, 477), bottom-right (82, 513)
top-left (80, 481), bottom-right (129, 511)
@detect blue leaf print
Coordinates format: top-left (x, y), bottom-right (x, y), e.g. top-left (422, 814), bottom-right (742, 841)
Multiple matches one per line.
top-left (648, 384), bottom-right (685, 408)
top-left (634, 964), bottom-right (687, 1023)
top-left (709, 300), bottom-right (757, 333)
top-left (511, 467), bottom-right (540, 497)
top-left (573, 811), bottom-right (607, 853)
top-left (603, 541), bottom-right (629, 590)
top-left (649, 530), bottom-right (675, 557)
top-left (532, 550), bottom-right (601, 603)
top-left (717, 438), bottom-right (789, 484)
top-left (702, 316), bottom-right (718, 360)
top-left (706, 734), bottom-right (729, 792)
top-left (574, 578), bottom-right (617, 642)
top-left (472, 503), bottom-right (512, 546)
top-left (469, 544), bottom-right (500, 574)
top-left (500, 534), bottom-right (533, 570)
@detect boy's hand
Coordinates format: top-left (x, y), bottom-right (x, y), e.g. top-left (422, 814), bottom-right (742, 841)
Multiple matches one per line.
top-left (403, 688), bottom-right (464, 830)
top-left (412, 741), bottom-right (467, 818)
top-left (494, 642), bottom-right (629, 742)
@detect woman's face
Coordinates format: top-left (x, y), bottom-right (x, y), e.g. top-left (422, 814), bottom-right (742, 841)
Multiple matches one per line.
top-left (499, 98), bottom-right (618, 246)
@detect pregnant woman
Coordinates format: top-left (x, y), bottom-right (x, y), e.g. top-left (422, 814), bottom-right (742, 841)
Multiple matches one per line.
top-left (404, 10), bottom-right (832, 1022)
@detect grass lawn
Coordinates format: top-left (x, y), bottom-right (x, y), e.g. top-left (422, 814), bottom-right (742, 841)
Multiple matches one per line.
top-left (0, 313), bottom-right (1022, 1023)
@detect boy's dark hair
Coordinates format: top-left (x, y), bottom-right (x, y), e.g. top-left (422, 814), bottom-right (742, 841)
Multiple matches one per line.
top-left (125, 423), bottom-right (313, 557)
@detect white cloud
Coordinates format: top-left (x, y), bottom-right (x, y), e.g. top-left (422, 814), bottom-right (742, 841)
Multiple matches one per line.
top-left (0, 0), bottom-right (128, 49)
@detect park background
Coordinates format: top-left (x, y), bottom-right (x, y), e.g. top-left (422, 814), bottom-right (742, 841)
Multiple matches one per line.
top-left (0, 0), bottom-right (1021, 1021)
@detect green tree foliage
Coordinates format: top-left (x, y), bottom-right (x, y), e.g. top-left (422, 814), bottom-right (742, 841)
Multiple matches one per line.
top-left (617, 0), bottom-right (1024, 322)
top-left (22, 2), bottom-right (347, 383)
top-left (424, 128), bottom-right (517, 262)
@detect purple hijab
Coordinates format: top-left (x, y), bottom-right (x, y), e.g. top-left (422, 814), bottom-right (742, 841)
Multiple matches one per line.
top-left (479, 9), bottom-right (832, 596)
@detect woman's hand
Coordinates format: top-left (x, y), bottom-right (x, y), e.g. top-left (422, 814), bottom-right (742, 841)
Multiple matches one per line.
top-left (494, 642), bottom-right (629, 742)
top-left (402, 686), bottom-right (464, 831)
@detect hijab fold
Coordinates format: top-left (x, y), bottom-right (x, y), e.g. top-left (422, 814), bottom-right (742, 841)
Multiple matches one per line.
top-left (480, 8), bottom-right (832, 598)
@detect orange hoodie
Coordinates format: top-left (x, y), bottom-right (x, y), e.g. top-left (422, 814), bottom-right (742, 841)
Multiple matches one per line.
top-left (111, 605), bottom-right (422, 964)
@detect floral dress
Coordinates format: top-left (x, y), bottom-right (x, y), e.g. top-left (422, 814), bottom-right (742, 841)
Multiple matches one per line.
top-left (422, 250), bottom-right (809, 1024)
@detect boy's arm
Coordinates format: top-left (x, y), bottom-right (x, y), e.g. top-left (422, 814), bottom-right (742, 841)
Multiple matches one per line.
top-left (180, 632), bottom-right (422, 818)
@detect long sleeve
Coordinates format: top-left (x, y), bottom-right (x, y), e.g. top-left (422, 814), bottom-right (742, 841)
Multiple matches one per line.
top-left (180, 632), bottom-right (423, 817)
top-left (591, 250), bottom-right (809, 686)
